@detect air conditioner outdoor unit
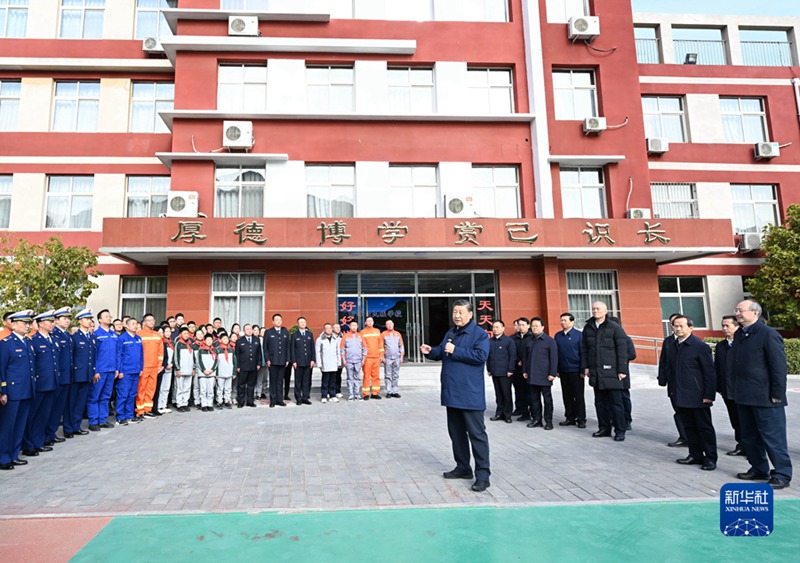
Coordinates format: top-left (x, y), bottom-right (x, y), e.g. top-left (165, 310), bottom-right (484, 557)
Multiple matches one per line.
top-left (166, 191), bottom-right (199, 218)
top-left (583, 116), bottom-right (606, 135)
top-left (646, 137), bottom-right (669, 154)
top-left (445, 194), bottom-right (475, 218)
top-left (228, 15), bottom-right (259, 36)
top-left (754, 141), bottom-right (780, 160)
top-left (739, 233), bottom-right (762, 252)
top-left (626, 208), bottom-right (652, 219)
top-left (568, 16), bottom-right (600, 42)
top-left (142, 37), bottom-right (164, 54)
top-left (223, 120), bottom-right (255, 149)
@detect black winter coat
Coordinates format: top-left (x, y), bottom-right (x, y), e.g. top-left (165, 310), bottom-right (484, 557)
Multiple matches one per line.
top-left (580, 318), bottom-right (630, 390)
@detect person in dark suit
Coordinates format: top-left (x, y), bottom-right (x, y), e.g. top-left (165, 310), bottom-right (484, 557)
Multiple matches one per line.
top-left (658, 312), bottom-right (688, 448)
top-left (732, 300), bottom-right (792, 489)
top-left (511, 318), bottom-right (532, 421)
top-left (263, 314), bottom-right (290, 408)
top-left (486, 320), bottom-right (516, 423)
top-left (290, 316), bottom-right (316, 405)
top-left (45, 307), bottom-right (73, 445)
top-left (667, 315), bottom-right (717, 471)
top-left (715, 315), bottom-right (745, 457)
top-left (66, 309), bottom-right (95, 437)
top-left (234, 324), bottom-right (261, 408)
top-left (0, 310), bottom-right (36, 470)
top-left (554, 313), bottom-right (585, 428)
top-left (523, 317), bottom-right (559, 430)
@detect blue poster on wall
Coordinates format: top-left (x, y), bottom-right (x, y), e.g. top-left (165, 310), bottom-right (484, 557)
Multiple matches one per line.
top-left (365, 297), bottom-right (408, 334)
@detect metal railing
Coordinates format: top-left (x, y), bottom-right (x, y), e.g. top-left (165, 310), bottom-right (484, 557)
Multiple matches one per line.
top-left (673, 39), bottom-right (727, 65)
top-left (635, 38), bottom-right (660, 64)
top-left (629, 334), bottom-right (663, 365)
top-left (741, 40), bottom-right (794, 67)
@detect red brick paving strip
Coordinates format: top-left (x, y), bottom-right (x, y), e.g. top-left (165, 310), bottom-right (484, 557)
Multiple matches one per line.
top-left (0, 517), bottom-right (111, 562)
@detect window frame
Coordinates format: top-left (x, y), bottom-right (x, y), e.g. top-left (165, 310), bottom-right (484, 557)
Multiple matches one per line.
top-left (720, 96), bottom-right (768, 144)
top-left (386, 164), bottom-right (439, 218)
top-left (565, 270), bottom-right (621, 324)
top-left (211, 272), bottom-right (265, 329)
top-left (120, 276), bottom-right (168, 323)
top-left (559, 166), bottom-right (607, 219)
top-left (129, 81), bottom-right (174, 133)
top-left (650, 182), bottom-right (698, 219)
top-left (52, 80), bottom-right (100, 132)
top-left (552, 69), bottom-right (597, 121)
top-left (134, 0), bottom-right (176, 40)
top-left (466, 67), bottom-right (515, 114)
top-left (0, 174), bottom-right (11, 229)
top-left (214, 164), bottom-right (267, 218)
top-left (306, 164), bottom-right (356, 218)
top-left (217, 63), bottom-right (269, 112)
top-left (0, 79), bottom-right (21, 131)
top-left (306, 65), bottom-right (355, 113)
top-left (642, 95), bottom-right (686, 142)
top-left (0, 0), bottom-right (28, 38)
top-left (471, 165), bottom-right (520, 218)
top-left (387, 66), bottom-right (435, 114)
top-left (658, 276), bottom-right (709, 330)
top-left (730, 183), bottom-right (780, 235)
top-left (44, 175), bottom-right (94, 231)
top-left (59, 0), bottom-right (105, 39)
top-left (125, 176), bottom-right (171, 218)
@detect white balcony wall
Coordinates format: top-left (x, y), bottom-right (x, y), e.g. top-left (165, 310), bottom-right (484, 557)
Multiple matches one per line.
top-left (265, 59), bottom-right (307, 114)
top-left (265, 161), bottom-right (306, 217)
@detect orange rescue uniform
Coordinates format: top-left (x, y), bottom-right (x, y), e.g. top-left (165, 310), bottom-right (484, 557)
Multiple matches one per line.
top-left (135, 327), bottom-right (164, 415)
top-left (360, 326), bottom-right (383, 396)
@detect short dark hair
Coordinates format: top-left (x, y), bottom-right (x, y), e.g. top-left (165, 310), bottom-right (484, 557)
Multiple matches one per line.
top-left (98, 309), bottom-right (110, 320)
top-left (175, 313), bottom-right (184, 319)
top-left (323, 323), bottom-right (332, 328)
top-left (453, 299), bottom-right (472, 312)
top-left (671, 315), bottom-right (693, 327)
top-left (515, 317), bottom-right (530, 325)
top-left (721, 315), bottom-right (738, 326)
top-left (272, 313), bottom-right (282, 320)
top-left (560, 313), bottom-right (575, 322)
top-left (297, 316), bottom-right (306, 323)
top-left (125, 318), bottom-right (137, 326)
top-left (166, 316), bottom-right (175, 322)
top-left (213, 317), bottom-right (222, 323)
top-left (142, 313), bottom-right (154, 322)
top-left (113, 318), bottom-right (121, 324)
top-left (493, 320), bottom-right (505, 327)
top-left (530, 316), bottom-right (544, 326)
top-left (668, 313), bottom-right (681, 322)
top-left (3, 312), bottom-right (12, 321)
top-left (187, 320), bottom-right (196, 326)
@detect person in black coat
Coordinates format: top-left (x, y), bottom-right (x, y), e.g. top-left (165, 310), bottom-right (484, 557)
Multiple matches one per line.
top-left (732, 300), bottom-right (791, 489)
top-left (657, 312), bottom-right (687, 448)
top-left (511, 318), bottom-right (533, 421)
top-left (581, 301), bottom-right (629, 441)
top-left (487, 320), bottom-right (516, 423)
top-left (715, 315), bottom-right (745, 457)
top-left (290, 317), bottom-right (316, 406)
top-left (235, 324), bottom-right (262, 407)
top-left (667, 316), bottom-right (717, 471)
top-left (263, 314), bottom-right (290, 408)
top-left (523, 317), bottom-right (559, 430)
top-left (609, 315), bottom-right (635, 431)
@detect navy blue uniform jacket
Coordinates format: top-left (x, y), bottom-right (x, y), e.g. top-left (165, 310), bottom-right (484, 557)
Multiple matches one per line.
top-left (426, 320), bottom-right (490, 411)
top-left (669, 334), bottom-right (716, 408)
top-left (732, 320), bottom-right (787, 407)
top-left (524, 333), bottom-right (559, 386)
top-left (487, 334), bottom-right (516, 377)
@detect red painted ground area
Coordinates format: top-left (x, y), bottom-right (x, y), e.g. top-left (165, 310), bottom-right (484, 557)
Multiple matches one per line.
top-left (0, 517), bottom-right (110, 563)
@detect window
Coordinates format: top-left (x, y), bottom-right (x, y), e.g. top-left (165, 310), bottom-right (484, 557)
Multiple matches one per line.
top-left (0, 0), bottom-right (27, 38)
top-left (217, 64), bottom-right (268, 112)
top-left (740, 29), bottom-right (793, 67)
top-left (731, 184), bottom-right (779, 235)
top-left (672, 27), bottom-right (726, 66)
top-left (215, 165), bottom-right (265, 218)
top-left (387, 166), bottom-right (438, 217)
top-left (472, 166), bottom-right (520, 217)
top-left (466, 68), bottom-right (514, 114)
top-left (721, 97), bottom-right (767, 143)
top-left (560, 167), bottom-right (606, 218)
top-left (642, 96), bottom-right (685, 142)
top-left (59, 0), bottom-right (105, 39)
top-left (220, 0), bottom-right (268, 9)
top-left (45, 175), bottom-right (93, 230)
top-left (659, 277), bottom-right (707, 329)
top-left (212, 272), bottom-right (265, 329)
top-left (130, 82), bottom-right (173, 133)
top-left (52, 81), bottom-right (100, 132)
top-left (0, 80), bottom-right (20, 131)
top-left (126, 176), bottom-right (170, 217)
top-left (388, 67), bottom-right (434, 114)
top-left (307, 66), bottom-right (354, 112)
top-left (385, 0), bottom-right (432, 21)
top-left (135, 0), bottom-right (176, 40)
top-left (463, 0), bottom-right (508, 22)
top-left (120, 276), bottom-right (167, 323)
top-left (553, 69), bottom-right (597, 120)
top-left (566, 270), bottom-right (620, 324)
top-left (634, 26), bottom-right (660, 64)
top-left (0, 175), bottom-right (11, 229)
top-left (651, 183), bottom-right (697, 219)
top-left (306, 165), bottom-right (355, 218)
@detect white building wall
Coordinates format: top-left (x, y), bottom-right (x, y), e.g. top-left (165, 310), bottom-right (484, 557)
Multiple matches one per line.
top-left (353, 0), bottom-right (385, 20)
top-left (438, 162), bottom-right (473, 216)
top-left (706, 276), bottom-right (744, 329)
top-left (92, 174), bottom-right (126, 231)
top-left (18, 78), bottom-right (53, 132)
top-left (265, 160), bottom-right (306, 217)
top-left (9, 173), bottom-right (46, 231)
top-left (545, 0), bottom-right (588, 24)
top-left (434, 62), bottom-right (468, 115)
top-left (696, 182), bottom-right (734, 221)
top-left (266, 59), bottom-right (307, 113)
top-left (104, 0), bottom-right (136, 40)
top-left (98, 79), bottom-right (131, 133)
top-left (685, 94), bottom-right (725, 143)
top-left (354, 61), bottom-right (388, 114)
top-left (26, 0), bottom-right (59, 39)
top-left (355, 161), bottom-right (390, 217)
top-left (87, 274), bottom-right (121, 316)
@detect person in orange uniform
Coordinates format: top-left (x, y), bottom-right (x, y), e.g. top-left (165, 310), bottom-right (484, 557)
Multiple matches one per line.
top-left (361, 317), bottom-right (383, 400)
top-left (0, 312), bottom-right (13, 340)
top-left (135, 313), bottom-right (164, 419)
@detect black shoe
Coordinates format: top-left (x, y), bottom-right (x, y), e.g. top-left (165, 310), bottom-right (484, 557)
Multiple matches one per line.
top-left (303, 400), bottom-right (312, 405)
top-left (296, 401), bottom-right (303, 406)
top-left (371, 394), bottom-right (382, 400)
top-left (88, 425), bottom-right (101, 432)
top-left (144, 412), bottom-right (158, 418)
top-left (385, 394), bottom-right (393, 399)
top-left (44, 440), bottom-right (55, 446)
top-left (133, 416), bottom-right (144, 423)
top-left (531, 421), bottom-right (543, 428)
top-left (544, 423), bottom-right (554, 431)
top-left (237, 404), bottom-right (244, 409)
top-left (727, 446), bottom-right (746, 456)
top-left (0, 463), bottom-right (13, 470)
top-left (277, 402), bottom-right (286, 407)
top-left (737, 470), bottom-right (770, 481)
top-left (471, 480), bottom-right (490, 492)
top-left (37, 446), bottom-right (53, 452)
top-left (64, 433), bottom-right (74, 439)
top-left (100, 422), bottom-right (115, 429)
top-left (625, 424), bottom-right (632, 431)
top-left (504, 418), bottom-right (512, 423)
top-left (676, 456), bottom-right (703, 465)
top-left (152, 410), bottom-right (163, 416)
top-left (55, 436), bottom-right (66, 443)
top-left (516, 415), bottom-right (530, 422)
top-left (363, 395), bottom-right (370, 401)
top-left (443, 469), bottom-right (474, 480)
top-left (12, 459), bottom-right (27, 466)
top-left (768, 477), bottom-right (790, 490)
top-left (76, 430), bottom-right (89, 435)
top-left (577, 422), bottom-right (587, 429)
top-left (490, 416), bottom-right (504, 421)
top-left (668, 439), bottom-right (688, 448)
top-left (116, 419), bottom-right (129, 426)
top-left (22, 449), bottom-right (39, 457)
top-left (225, 403), bottom-right (232, 410)
top-left (613, 433), bottom-right (625, 441)
top-left (559, 420), bottom-right (576, 426)
top-left (247, 403), bottom-right (257, 408)
top-left (701, 461), bottom-right (716, 471)
top-left (284, 395), bottom-right (290, 401)
top-left (511, 410), bottom-right (522, 416)
top-left (270, 403), bottom-right (275, 408)
top-left (592, 430), bottom-right (611, 438)
top-left (393, 393), bottom-right (401, 398)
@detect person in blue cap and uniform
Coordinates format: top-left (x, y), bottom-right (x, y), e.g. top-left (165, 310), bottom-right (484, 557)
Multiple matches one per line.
top-left (21, 310), bottom-right (60, 457)
top-left (45, 306), bottom-right (73, 445)
top-left (0, 310), bottom-right (36, 470)
top-left (66, 308), bottom-right (95, 437)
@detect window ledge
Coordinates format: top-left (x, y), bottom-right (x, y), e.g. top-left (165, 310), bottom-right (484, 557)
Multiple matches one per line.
top-left (548, 155), bottom-right (626, 166)
top-left (156, 152), bottom-right (289, 169)
top-left (162, 8), bottom-right (331, 35)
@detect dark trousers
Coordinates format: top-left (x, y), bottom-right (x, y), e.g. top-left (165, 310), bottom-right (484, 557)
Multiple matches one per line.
top-left (45, 383), bottom-right (70, 441)
top-left (529, 384), bottom-right (553, 424)
top-left (294, 365), bottom-right (312, 401)
top-left (594, 388), bottom-right (626, 434)
top-left (237, 370), bottom-right (257, 406)
top-left (321, 371), bottom-right (337, 399)
top-left (284, 364), bottom-right (292, 399)
top-left (738, 404), bottom-right (792, 482)
top-left (335, 367), bottom-right (343, 395)
top-left (491, 376), bottom-right (513, 420)
top-left (446, 407), bottom-right (490, 481)
top-left (153, 369), bottom-right (164, 413)
top-left (0, 398), bottom-right (31, 464)
top-left (511, 371), bottom-right (530, 416)
top-left (723, 397), bottom-right (743, 447)
top-left (669, 394), bottom-right (687, 440)
top-left (65, 381), bottom-right (90, 433)
top-left (622, 389), bottom-right (632, 425)
top-left (559, 372), bottom-right (585, 423)
top-left (269, 365), bottom-right (286, 404)
top-left (678, 406), bottom-right (717, 462)
top-left (23, 389), bottom-right (54, 451)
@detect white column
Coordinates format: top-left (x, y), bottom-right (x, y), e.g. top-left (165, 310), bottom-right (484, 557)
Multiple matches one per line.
top-left (266, 59), bottom-right (307, 113)
top-left (355, 161), bottom-right (390, 217)
top-left (438, 162), bottom-right (472, 217)
top-left (26, 0), bottom-right (60, 39)
top-left (104, 0), bottom-right (136, 40)
top-left (19, 78), bottom-right (53, 132)
top-left (725, 23), bottom-right (743, 66)
top-left (98, 79), bottom-right (131, 133)
top-left (265, 161), bottom-right (306, 217)
top-left (696, 182), bottom-right (734, 221)
top-left (685, 94), bottom-right (725, 143)
top-left (706, 276), bottom-right (745, 329)
top-left (9, 173), bottom-right (46, 231)
top-left (658, 23), bottom-right (675, 65)
top-left (434, 62), bottom-right (468, 114)
top-left (354, 61), bottom-right (387, 114)
top-left (92, 174), bottom-right (126, 231)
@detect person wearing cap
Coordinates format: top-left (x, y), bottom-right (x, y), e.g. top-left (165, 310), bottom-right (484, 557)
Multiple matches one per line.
top-left (21, 310), bottom-right (60, 457)
top-left (173, 325), bottom-right (197, 412)
top-left (0, 311), bottom-right (12, 340)
top-left (65, 309), bottom-right (95, 437)
top-left (44, 307), bottom-right (73, 445)
top-left (135, 313), bottom-right (164, 419)
top-left (0, 310), bottom-right (36, 470)
top-left (88, 309), bottom-right (120, 431)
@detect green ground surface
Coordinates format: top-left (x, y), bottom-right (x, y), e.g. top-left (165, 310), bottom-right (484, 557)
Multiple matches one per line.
top-left (72, 499), bottom-right (800, 562)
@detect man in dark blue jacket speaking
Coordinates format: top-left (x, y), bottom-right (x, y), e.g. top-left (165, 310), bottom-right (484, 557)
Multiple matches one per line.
top-left (421, 299), bottom-right (491, 492)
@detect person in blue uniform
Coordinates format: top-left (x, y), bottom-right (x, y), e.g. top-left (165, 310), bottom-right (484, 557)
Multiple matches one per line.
top-left (45, 307), bottom-right (73, 445)
top-left (234, 324), bottom-right (262, 407)
top-left (264, 315), bottom-right (290, 408)
top-left (116, 318), bottom-right (144, 425)
top-left (88, 309), bottom-right (119, 431)
top-left (65, 309), bottom-right (95, 437)
top-left (0, 310), bottom-right (36, 470)
top-left (290, 317), bottom-right (316, 405)
top-left (21, 311), bottom-right (60, 457)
